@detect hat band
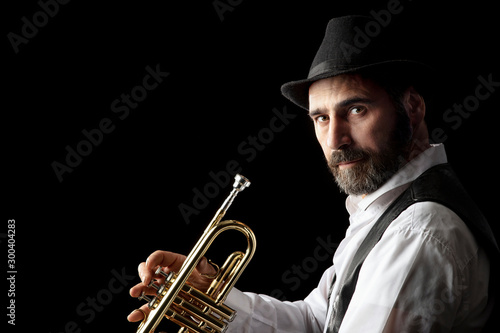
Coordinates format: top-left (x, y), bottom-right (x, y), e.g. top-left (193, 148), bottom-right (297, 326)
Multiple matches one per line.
top-left (308, 59), bottom-right (357, 79)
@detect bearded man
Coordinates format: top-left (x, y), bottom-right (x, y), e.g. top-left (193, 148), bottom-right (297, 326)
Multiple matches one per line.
top-left (128, 15), bottom-right (498, 332)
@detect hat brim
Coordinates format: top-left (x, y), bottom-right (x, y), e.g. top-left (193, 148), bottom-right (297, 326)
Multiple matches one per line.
top-left (281, 60), bottom-right (433, 111)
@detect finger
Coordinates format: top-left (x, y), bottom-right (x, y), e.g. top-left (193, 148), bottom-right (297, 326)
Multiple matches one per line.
top-left (130, 282), bottom-right (157, 298)
top-left (127, 303), bottom-right (150, 322)
top-left (138, 261), bottom-right (154, 287)
top-left (182, 257), bottom-right (219, 291)
top-left (130, 280), bottom-right (164, 298)
top-left (129, 282), bottom-right (144, 298)
top-left (143, 251), bottom-right (186, 286)
top-left (146, 250), bottom-right (186, 272)
top-left (196, 257), bottom-right (217, 277)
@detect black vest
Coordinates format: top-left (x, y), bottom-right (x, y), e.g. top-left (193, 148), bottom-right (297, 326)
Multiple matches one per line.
top-left (327, 163), bottom-right (499, 332)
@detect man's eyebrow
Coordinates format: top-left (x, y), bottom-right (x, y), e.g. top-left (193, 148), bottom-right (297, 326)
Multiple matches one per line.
top-left (308, 109), bottom-right (324, 118)
top-left (308, 97), bottom-right (374, 117)
top-left (337, 97), bottom-right (374, 108)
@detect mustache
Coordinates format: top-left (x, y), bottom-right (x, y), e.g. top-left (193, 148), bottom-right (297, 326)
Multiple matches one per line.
top-left (328, 148), bottom-right (371, 167)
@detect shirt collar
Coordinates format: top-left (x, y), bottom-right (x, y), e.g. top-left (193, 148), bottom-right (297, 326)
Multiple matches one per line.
top-left (346, 144), bottom-right (448, 215)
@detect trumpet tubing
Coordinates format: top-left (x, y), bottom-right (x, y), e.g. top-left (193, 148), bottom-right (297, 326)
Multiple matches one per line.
top-left (135, 174), bottom-right (256, 333)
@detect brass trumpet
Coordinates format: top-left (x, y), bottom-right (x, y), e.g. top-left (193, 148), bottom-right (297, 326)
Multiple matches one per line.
top-left (135, 174), bottom-right (256, 333)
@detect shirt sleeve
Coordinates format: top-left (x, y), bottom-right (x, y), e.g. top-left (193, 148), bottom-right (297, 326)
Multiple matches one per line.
top-left (224, 265), bottom-right (335, 333)
top-left (338, 202), bottom-right (491, 333)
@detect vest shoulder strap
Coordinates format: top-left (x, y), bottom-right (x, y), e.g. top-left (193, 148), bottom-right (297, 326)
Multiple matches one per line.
top-left (327, 163), bottom-right (499, 333)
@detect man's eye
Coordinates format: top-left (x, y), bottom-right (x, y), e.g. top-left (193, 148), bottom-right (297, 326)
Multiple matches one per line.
top-left (316, 115), bottom-right (328, 122)
top-left (349, 106), bottom-right (365, 115)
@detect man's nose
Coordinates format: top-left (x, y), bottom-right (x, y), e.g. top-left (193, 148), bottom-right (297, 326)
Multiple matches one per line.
top-left (327, 117), bottom-right (351, 150)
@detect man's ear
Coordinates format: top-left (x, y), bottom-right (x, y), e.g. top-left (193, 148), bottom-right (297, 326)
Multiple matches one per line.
top-left (402, 86), bottom-right (431, 160)
top-left (403, 86), bottom-right (426, 128)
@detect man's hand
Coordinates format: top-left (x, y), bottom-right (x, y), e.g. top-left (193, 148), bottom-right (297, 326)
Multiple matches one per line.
top-left (127, 250), bottom-right (217, 322)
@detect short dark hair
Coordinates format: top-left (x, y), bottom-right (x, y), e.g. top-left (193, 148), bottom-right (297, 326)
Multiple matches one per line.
top-left (356, 69), bottom-right (425, 149)
top-left (358, 67), bottom-right (432, 116)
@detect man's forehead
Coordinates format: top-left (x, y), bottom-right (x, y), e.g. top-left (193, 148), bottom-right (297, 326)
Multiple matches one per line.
top-left (308, 74), bottom-right (381, 107)
top-left (309, 74), bottom-right (374, 93)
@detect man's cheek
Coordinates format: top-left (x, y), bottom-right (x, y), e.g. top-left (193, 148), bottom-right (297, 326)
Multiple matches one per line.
top-left (323, 146), bottom-right (334, 164)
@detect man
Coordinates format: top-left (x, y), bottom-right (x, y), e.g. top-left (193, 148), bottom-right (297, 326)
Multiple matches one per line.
top-left (128, 16), bottom-right (498, 332)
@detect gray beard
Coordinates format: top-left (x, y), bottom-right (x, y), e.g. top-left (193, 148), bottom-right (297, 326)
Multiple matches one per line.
top-left (328, 146), bottom-right (404, 196)
top-left (328, 110), bottom-right (412, 196)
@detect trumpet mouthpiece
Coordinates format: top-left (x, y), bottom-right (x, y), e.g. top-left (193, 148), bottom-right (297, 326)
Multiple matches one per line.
top-left (233, 174), bottom-right (251, 191)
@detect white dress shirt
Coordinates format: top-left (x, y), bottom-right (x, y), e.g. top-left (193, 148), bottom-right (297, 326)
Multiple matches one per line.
top-left (225, 144), bottom-right (491, 332)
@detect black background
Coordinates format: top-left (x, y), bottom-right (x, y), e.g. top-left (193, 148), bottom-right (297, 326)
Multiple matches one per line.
top-left (4, 0), bottom-right (499, 332)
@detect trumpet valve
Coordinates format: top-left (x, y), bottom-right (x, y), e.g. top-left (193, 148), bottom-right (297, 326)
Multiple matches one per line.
top-left (155, 267), bottom-right (170, 278)
top-left (138, 292), bottom-right (152, 303)
top-left (148, 280), bottom-right (160, 291)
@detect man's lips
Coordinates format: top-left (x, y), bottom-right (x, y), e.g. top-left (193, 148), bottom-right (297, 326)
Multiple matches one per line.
top-left (336, 158), bottom-right (363, 169)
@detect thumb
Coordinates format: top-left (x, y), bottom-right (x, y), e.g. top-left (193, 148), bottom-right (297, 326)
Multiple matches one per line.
top-left (197, 257), bottom-right (218, 277)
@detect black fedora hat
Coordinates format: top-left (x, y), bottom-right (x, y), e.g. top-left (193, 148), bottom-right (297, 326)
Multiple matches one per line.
top-left (281, 15), bottom-right (433, 110)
